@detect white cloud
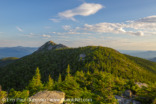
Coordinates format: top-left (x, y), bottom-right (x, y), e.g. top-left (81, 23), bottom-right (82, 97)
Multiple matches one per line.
top-left (68, 15), bottom-right (156, 36)
top-left (49, 15), bottom-right (156, 37)
top-left (23, 33), bottom-right (52, 39)
top-left (23, 33), bottom-right (37, 38)
top-left (127, 31), bottom-right (144, 36)
top-left (81, 23), bottom-right (144, 36)
top-left (51, 32), bottom-right (56, 34)
top-left (126, 15), bottom-right (156, 31)
top-left (42, 34), bottom-right (51, 38)
top-left (49, 18), bottom-right (60, 22)
top-left (62, 25), bottom-right (72, 31)
top-left (51, 31), bottom-right (91, 35)
top-left (16, 26), bottom-right (23, 32)
top-left (83, 23), bottom-right (124, 33)
top-left (137, 15), bottom-right (156, 23)
top-left (51, 3), bottom-right (103, 21)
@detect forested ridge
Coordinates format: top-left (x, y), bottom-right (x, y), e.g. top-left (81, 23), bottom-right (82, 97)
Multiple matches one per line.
top-left (0, 45), bottom-right (156, 103)
top-left (0, 57), bottom-right (18, 67)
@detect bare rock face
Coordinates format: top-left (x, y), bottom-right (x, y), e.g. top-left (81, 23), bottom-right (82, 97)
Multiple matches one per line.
top-left (135, 82), bottom-right (148, 88)
top-left (115, 95), bottom-right (141, 104)
top-left (35, 41), bottom-right (68, 53)
top-left (79, 54), bottom-right (86, 61)
top-left (115, 89), bottom-right (141, 104)
top-left (124, 90), bottom-right (132, 98)
top-left (29, 91), bottom-right (65, 104)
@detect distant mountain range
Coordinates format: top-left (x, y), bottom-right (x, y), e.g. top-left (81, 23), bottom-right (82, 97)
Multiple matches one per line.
top-left (119, 50), bottom-right (156, 60)
top-left (0, 46), bottom-right (37, 58)
top-left (150, 57), bottom-right (156, 62)
top-left (0, 45), bottom-right (156, 62)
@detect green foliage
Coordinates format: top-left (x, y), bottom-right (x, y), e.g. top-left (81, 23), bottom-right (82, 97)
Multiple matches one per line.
top-left (66, 64), bottom-right (70, 75)
top-left (113, 77), bottom-right (126, 95)
top-left (26, 67), bottom-right (43, 95)
top-left (65, 64), bottom-right (72, 81)
top-left (152, 98), bottom-right (156, 104)
top-left (0, 46), bottom-right (156, 103)
top-left (125, 55), bottom-right (156, 74)
top-left (86, 71), bottom-right (117, 103)
top-left (58, 73), bottom-right (62, 84)
top-left (136, 83), bottom-right (156, 104)
top-left (0, 86), bottom-right (7, 104)
top-left (75, 70), bottom-right (86, 87)
top-left (0, 57), bottom-right (19, 61)
top-left (0, 46), bottom-right (156, 90)
top-left (58, 77), bottom-right (81, 98)
top-left (44, 75), bottom-right (54, 90)
top-left (72, 69), bottom-right (118, 103)
top-left (80, 87), bottom-right (93, 99)
top-left (0, 64), bottom-right (155, 103)
top-left (8, 88), bottom-right (29, 104)
top-left (57, 65), bottom-right (82, 98)
top-left (0, 57), bottom-right (18, 67)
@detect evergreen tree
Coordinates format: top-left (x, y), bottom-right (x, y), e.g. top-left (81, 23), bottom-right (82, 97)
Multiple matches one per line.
top-left (90, 71), bottom-right (117, 103)
top-left (66, 64), bottom-right (71, 79)
top-left (8, 88), bottom-right (29, 104)
top-left (44, 75), bottom-right (54, 90)
top-left (58, 74), bottom-right (62, 84)
top-left (0, 85), bottom-right (7, 104)
top-left (55, 74), bottom-right (62, 90)
top-left (26, 67), bottom-right (43, 95)
top-left (75, 70), bottom-right (86, 87)
top-left (57, 65), bottom-right (82, 98)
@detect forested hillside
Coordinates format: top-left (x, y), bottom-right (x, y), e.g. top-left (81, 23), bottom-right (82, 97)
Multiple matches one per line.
top-left (0, 43), bottom-right (156, 103)
top-left (0, 57), bottom-right (18, 67)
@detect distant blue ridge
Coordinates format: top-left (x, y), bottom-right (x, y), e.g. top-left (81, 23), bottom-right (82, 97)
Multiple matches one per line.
top-left (0, 46), bottom-right (38, 58)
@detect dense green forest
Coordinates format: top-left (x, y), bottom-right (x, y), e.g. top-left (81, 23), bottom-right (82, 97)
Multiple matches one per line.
top-left (1, 66), bottom-right (156, 104)
top-left (0, 57), bottom-right (18, 67)
top-left (0, 46), bottom-right (156, 103)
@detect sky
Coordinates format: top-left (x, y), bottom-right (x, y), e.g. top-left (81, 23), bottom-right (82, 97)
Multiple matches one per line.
top-left (0, 0), bottom-right (156, 50)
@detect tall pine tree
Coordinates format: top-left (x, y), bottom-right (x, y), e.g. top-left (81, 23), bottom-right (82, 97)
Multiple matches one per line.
top-left (66, 64), bottom-right (71, 80)
top-left (44, 75), bottom-right (54, 90)
top-left (0, 85), bottom-right (7, 104)
top-left (57, 65), bottom-right (81, 98)
top-left (58, 74), bottom-right (62, 84)
top-left (26, 67), bottom-right (43, 95)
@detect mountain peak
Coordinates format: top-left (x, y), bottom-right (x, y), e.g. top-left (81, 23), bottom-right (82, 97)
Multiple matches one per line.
top-left (35, 41), bottom-right (68, 53)
top-left (46, 41), bottom-right (56, 45)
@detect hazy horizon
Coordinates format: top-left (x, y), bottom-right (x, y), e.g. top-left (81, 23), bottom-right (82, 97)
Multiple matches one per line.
top-left (0, 0), bottom-right (156, 50)
top-left (0, 41), bottom-right (156, 51)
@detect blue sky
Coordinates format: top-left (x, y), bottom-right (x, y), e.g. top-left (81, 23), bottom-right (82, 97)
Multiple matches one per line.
top-left (0, 0), bottom-right (156, 50)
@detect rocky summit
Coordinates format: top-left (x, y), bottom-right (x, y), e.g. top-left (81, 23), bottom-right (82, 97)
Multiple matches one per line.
top-left (35, 41), bottom-right (68, 53)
